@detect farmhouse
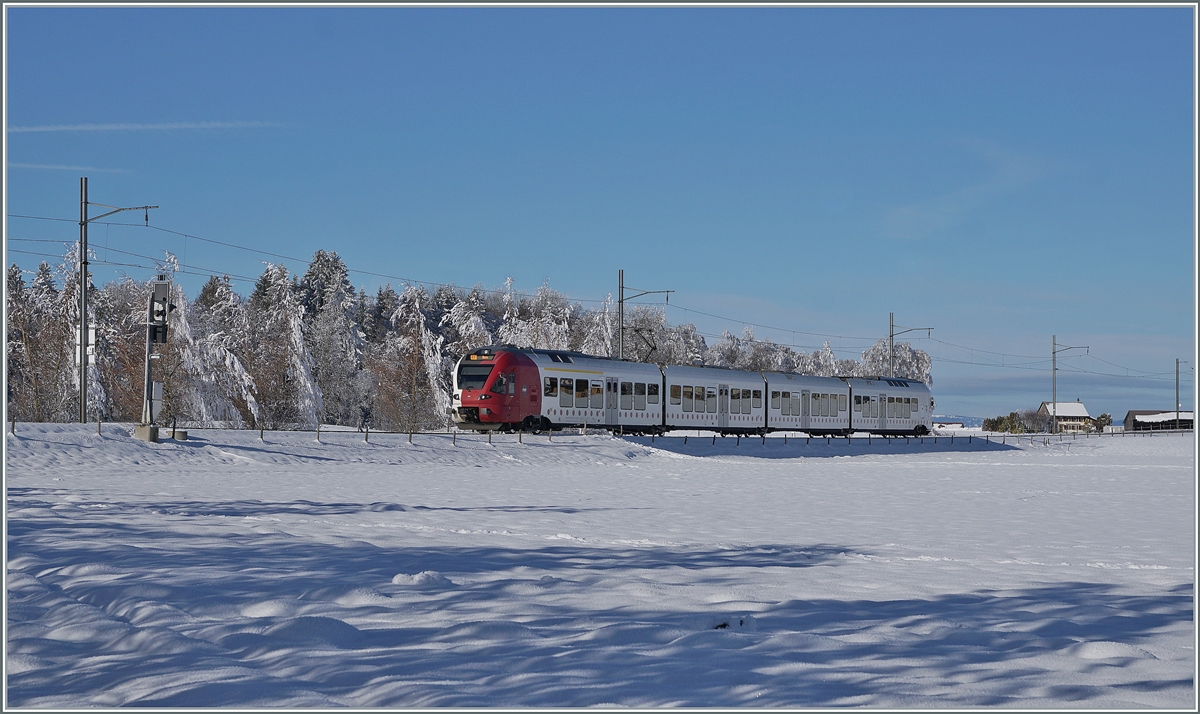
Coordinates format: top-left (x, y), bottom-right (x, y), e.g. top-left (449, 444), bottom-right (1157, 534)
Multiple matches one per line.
top-left (1123, 410), bottom-right (1193, 432)
top-left (1038, 401), bottom-right (1091, 433)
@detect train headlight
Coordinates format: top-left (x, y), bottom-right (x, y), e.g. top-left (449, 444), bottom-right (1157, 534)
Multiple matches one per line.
top-left (478, 394), bottom-right (491, 400)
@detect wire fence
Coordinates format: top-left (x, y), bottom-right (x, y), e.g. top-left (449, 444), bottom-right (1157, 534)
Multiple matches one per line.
top-left (7, 416), bottom-right (1193, 449)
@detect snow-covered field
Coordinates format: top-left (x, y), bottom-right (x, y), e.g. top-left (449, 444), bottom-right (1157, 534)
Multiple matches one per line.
top-left (5, 424), bottom-right (1195, 708)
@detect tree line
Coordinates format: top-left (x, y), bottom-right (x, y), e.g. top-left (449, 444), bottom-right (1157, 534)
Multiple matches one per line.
top-left (7, 248), bottom-right (934, 431)
top-left (981, 410), bottom-right (1112, 434)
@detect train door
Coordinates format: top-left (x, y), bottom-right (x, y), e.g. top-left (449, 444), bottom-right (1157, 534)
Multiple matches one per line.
top-left (498, 370), bottom-right (517, 423)
top-left (718, 385), bottom-right (730, 429)
top-left (801, 389), bottom-right (810, 431)
top-left (878, 393), bottom-right (888, 431)
top-left (605, 377), bottom-right (618, 426)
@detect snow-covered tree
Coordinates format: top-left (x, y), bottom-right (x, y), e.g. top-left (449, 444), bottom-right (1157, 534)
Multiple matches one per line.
top-left (497, 279), bottom-right (571, 350)
top-left (177, 275), bottom-right (260, 426)
top-left (6, 261), bottom-right (77, 422)
top-left (245, 263), bottom-right (322, 429)
top-left (440, 286), bottom-right (493, 357)
top-left (705, 330), bottom-right (743, 368)
top-left (858, 338), bottom-right (933, 385)
top-left (298, 251), bottom-right (366, 425)
top-left (570, 295), bottom-right (615, 358)
top-left (365, 285), bottom-right (448, 431)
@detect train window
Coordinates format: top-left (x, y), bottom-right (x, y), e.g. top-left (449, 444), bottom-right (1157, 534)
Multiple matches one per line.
top-left (620, 381), bottom-right (633, 410)
top-left (820, 394), bottom-right (829, 417)
top-left (560, 378), bottom-right (573, 407)
top-left (839, 394), bottom-right (847, 413)
top-left (544, 377), bottom-right (558, 397)
top-left (634, 383), bottom-right (646, 410)
top-left (670, 384), bottom-right (682, 406)
top-left (647, 383), bottom-right (660, 404)
top-left (682, 385), bottom-right (693, 412)
top-left (490, 373), bottom-right (507, 395)
top-left (780, 391), bottom-right (791, 416)
top-left (591, 381), bottom-right (604, 409)
top-left (575, 379), bottom-right (590, 408)
top-left (811, 393), bottom-right (819, 416)
top-left (740, 389), bottom-right (751, 413)
top-left (771, 391), bottom-right (780, 410)
top-left (508, 373), bottom-right (516, 395)
top-left (752, 390), bottom-right (761, 409)
top-left (799, 393), bottom-right (806, 417)
top-left (887, 397), bottom-right (895, 418)
top-left (730, 389), bottom-right (741, 414)
top-left (854, 395), bottom-right (862, 412)
top-left (706, 387), bottom-right (718, 413)
top-left (457, 364), bottom-right (494, 390)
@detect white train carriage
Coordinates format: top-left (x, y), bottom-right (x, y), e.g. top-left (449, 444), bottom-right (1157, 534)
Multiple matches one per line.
top-left (844, 377), bottom-right (933, 435)
top-left (534, 350), bottom-right (664, 433)
top-left (764, 373), bottom-right (852, 435)
top-left (663, 365), bottom-right (765, 434)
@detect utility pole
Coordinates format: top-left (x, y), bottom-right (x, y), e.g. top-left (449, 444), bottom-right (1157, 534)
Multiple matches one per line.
top-left (887, 312), bottom-right (933, 378)
top-left (77, 177), bottom-right (158, 422)
top-left (1177, 358), bottom-right (1189, 430)
top-left (617, 269), bottom-right (672, 361)
top-left (1051, 335), bottom-right (1088, 434)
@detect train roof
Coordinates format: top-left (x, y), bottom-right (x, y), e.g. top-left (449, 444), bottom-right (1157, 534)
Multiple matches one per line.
top-left (841, 376), bottom-right (930, 390)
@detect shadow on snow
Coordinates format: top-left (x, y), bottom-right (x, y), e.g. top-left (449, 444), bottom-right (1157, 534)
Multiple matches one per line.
top-left (6, 495), bottom-right (1192, 708)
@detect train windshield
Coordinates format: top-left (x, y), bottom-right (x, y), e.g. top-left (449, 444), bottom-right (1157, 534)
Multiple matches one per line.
top-left (457, 364), bottom-right (494, 390)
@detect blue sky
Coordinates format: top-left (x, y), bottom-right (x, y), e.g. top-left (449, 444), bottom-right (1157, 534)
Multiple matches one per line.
top-left (5, 6), bottom-right (1195, 418)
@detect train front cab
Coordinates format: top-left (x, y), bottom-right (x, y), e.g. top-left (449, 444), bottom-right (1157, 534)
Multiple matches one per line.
top-left (452, 347), bottom-right (542, 431)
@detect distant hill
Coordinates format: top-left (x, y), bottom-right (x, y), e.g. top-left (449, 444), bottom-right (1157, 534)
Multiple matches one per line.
top-left (932, 415), bottom-right (984, 428)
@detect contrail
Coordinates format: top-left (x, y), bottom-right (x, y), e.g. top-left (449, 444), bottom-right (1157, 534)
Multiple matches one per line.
top-left (9, 163), bottom-right (129, 173)
top-left (8, 120), bottom-right (279, 133)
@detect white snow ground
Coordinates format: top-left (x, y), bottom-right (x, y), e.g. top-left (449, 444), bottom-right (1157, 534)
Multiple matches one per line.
top-left (5, 424), bottom-right (1195, 708)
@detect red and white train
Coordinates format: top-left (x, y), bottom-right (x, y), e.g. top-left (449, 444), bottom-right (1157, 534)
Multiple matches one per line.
top-left (451, 346), bottom-right (933, 436)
